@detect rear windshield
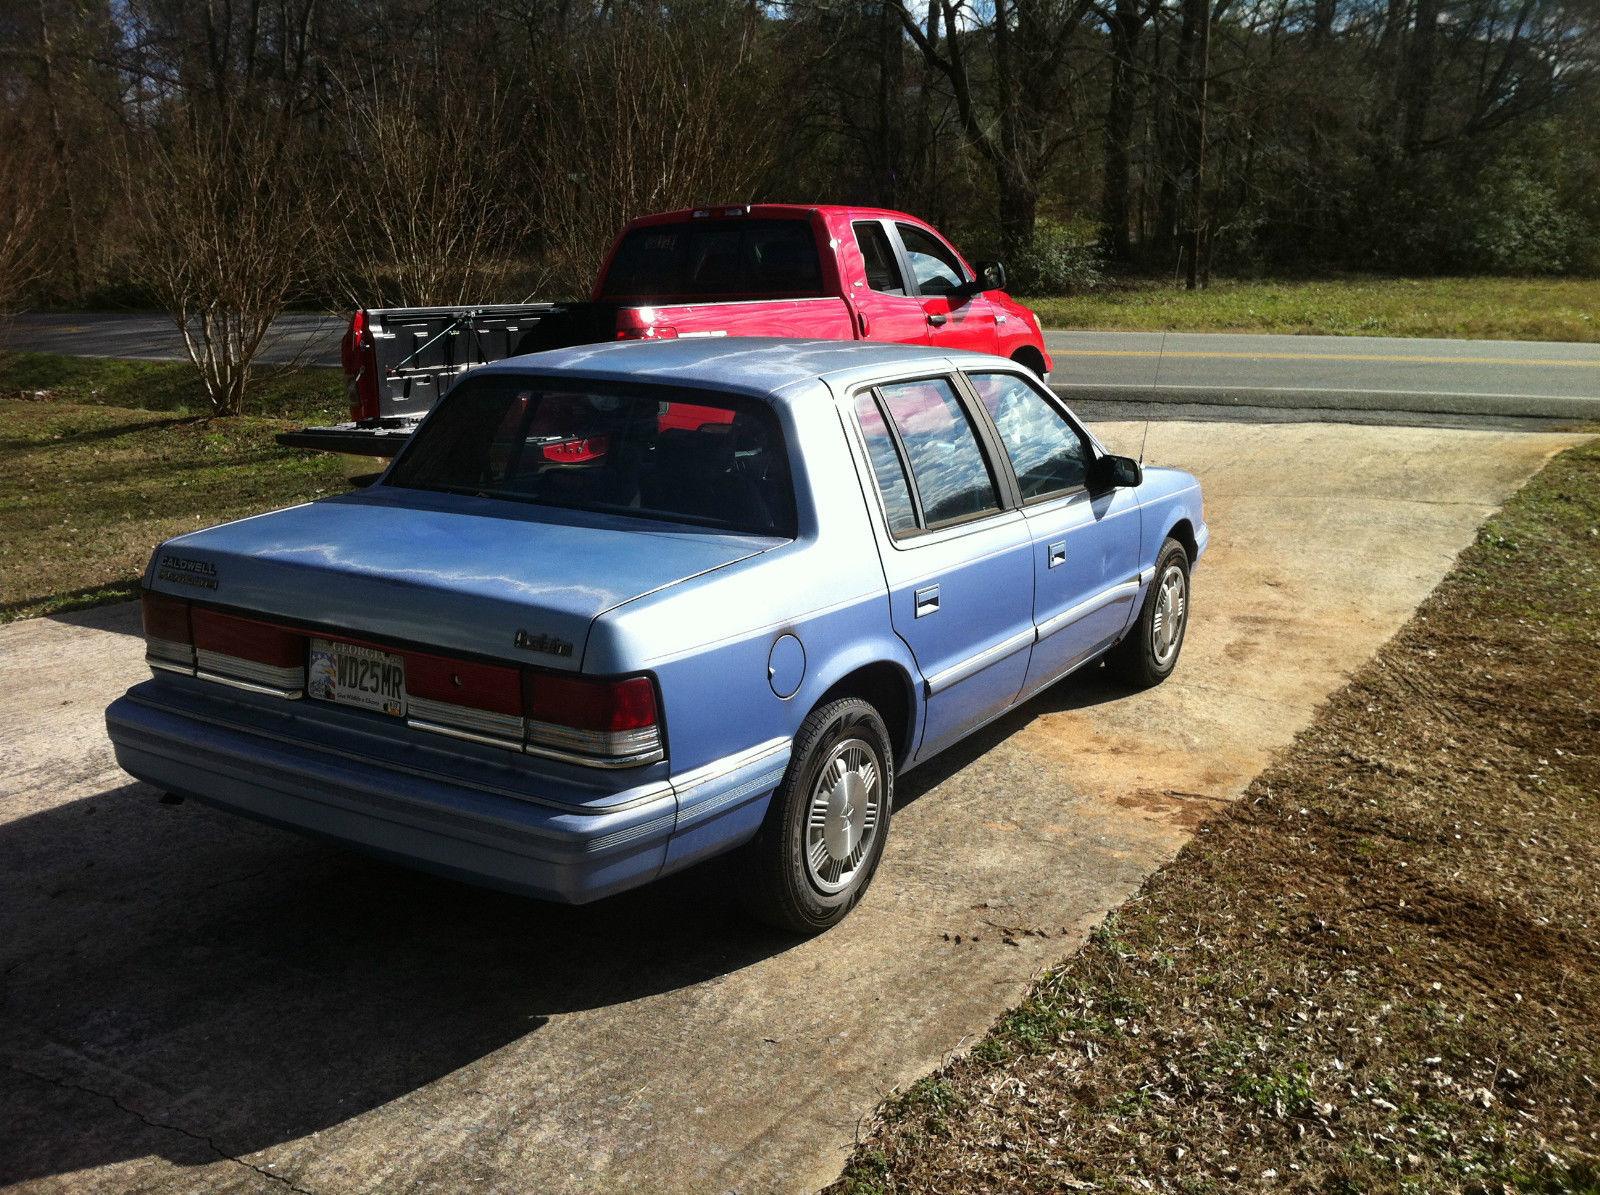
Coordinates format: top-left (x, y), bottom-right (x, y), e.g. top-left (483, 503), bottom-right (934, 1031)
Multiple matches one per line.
top-left (599, 219), bottom-right (824, 299)
top-left (385, 376), bottom-right (797, 537)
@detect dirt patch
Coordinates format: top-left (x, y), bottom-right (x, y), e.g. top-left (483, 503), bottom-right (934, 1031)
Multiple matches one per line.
top-left (828, 438), bottom-right (1600, 1195)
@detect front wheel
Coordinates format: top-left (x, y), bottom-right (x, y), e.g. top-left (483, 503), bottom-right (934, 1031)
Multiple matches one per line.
top-left (738, 698), bottom-right (894, 934)
top-left (1110, 537), bottom-right (1191, 688)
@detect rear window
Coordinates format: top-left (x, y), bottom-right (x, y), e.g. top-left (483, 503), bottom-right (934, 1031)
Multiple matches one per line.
top-left (386, 376), bottom-right (796, 537)
top-left (599, 219), bottom-right (824, 299)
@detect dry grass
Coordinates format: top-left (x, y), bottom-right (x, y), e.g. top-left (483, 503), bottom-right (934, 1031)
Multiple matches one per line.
top-left (829, 440), bottom-right (1600, 1194)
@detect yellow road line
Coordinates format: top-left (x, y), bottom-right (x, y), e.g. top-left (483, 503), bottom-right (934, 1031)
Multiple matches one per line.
top-left (1050, 349), bottom-right (1600, 367)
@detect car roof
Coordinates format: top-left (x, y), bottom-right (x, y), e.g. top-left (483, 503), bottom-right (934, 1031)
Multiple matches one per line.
top-left (476, 338), bottom-right (1021, 403)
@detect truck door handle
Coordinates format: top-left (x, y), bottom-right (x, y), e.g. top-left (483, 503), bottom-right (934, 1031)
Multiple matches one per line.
top-left (926, 313), bottom-right (947, 327)
top-left (914, 584), bottom-right (941, 617)
top-left (1048, 541), bottom-right (1067, 568)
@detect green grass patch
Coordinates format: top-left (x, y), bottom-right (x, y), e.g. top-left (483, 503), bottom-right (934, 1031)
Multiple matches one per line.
top-left (829, 437), bottom-right (1600, 1193)
top-left (0, 350), bottom-right (346, 422)
top-left (1024, 276), bottom-right (1600, 341)
top-left (0, 399), bottom-right (352, 622)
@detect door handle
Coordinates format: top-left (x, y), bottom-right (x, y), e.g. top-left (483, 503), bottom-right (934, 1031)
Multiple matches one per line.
top-left (926, 313), bottom-right (947, 327)
top-left (1048, 541), bottom-right (1067, 568)
top-left (914, 584), bottom-right (941, 617)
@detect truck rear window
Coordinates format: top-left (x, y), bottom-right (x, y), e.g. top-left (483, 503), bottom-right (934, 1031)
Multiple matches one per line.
top-left (600, 219), bottom-right (824, 299)
top-left (386, 376), bottom-right (797, 537)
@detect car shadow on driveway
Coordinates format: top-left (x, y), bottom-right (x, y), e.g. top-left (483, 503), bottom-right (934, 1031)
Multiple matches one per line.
top-left (895, 663), bottom-right (1134, 808)
top-left (0, 778), bottom-right (793, 1187)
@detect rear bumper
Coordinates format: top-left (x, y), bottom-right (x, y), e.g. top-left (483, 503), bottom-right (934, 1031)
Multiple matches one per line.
top-left (106, 684), bottom-right (681, 903)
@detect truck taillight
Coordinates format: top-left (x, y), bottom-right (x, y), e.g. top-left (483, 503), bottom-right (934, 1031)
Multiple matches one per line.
top-left (616, 325), bottom-right (677, 341)
top-left (142, 590), bottom-right (194, 673)
top-left (524, 674), bottom-right (663, 768)
top-left (342, 309), bottom-right (379, 421)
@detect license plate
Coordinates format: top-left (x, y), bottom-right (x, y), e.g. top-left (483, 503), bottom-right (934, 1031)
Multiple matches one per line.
top-left (307, 638), bottom-right (406, 717)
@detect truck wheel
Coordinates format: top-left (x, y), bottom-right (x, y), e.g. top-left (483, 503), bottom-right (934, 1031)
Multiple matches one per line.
top-left (1110, 537), bottom-right (1191, 688)
top-left (738, 698), bottom-right (894, 934)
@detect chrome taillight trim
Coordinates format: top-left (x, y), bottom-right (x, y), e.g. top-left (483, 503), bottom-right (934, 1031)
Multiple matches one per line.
top-left (196, 649), bottom-right (306, 695)
top-left (407, 718), bottom-right (524, 751)
top-left (407, 695), bottom-right (524, 743)
top-left (525, 720), bottom-right (660, 756)
top-left (524, 720), bottom-right (664, 769)
top-left (523, 740), bottom-right (665, 769)
top-left (193, 671), bottom-right (305, 699)
top-left (145, 636), bottom-right (195, 674)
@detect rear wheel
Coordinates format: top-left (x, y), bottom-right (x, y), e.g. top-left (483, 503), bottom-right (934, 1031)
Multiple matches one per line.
top-left (1110, 537), bottom-right (1191, 688)
top-left (738, 698), bottom-right (894, 934)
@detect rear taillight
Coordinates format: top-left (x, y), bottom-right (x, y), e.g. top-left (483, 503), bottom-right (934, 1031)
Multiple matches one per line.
top-left (142, 599), bottom-right (664, 768)
top-left (142, 590), bottom-right (194, 673)
top-left (404, 651), bottom-right (527, 748)
top-left (523, 674), bottom-right (663, 767)
top-left (191, 608), bottom-right (307, 696)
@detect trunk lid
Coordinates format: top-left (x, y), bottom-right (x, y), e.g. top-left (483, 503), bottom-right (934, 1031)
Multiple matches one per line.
top-left (149, 487), bottom-right (781, 671)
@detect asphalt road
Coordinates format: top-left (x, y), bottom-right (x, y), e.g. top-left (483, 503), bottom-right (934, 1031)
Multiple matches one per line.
top-left (1043, 329), bottom-right (1600, 421)
top-left (4, 313), bottom-right (1597, 420)
top-left (2, 420), bottom-right (1587, 1194)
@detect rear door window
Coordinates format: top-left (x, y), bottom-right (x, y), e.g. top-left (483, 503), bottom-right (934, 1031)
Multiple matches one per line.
top-left (853, 221), bottom-right (907, 295)
top-left (853, 392), bottom-right (918, 534)
top-left (600, 219), bottom-right (824, 299)
top-left (874, 378), bottom-right (1001, 527)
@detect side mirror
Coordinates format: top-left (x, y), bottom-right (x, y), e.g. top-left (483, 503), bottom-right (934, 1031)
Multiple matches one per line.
top-left (1088, 453), bottom-right (1142, 494)
top-left (974, 260), bottom-right (1007, 292)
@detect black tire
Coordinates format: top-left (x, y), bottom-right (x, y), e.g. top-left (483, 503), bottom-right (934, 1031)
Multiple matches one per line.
top-left (738, 698), bottom-right (894, 934)
top-left (1110, 537), bottom-right (1191, 688)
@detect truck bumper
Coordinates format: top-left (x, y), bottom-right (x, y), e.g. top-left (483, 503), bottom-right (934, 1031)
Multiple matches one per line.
top-left (105, 685), bottom-right (680, 904)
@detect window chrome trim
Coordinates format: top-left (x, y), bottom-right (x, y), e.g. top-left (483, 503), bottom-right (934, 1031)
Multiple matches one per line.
top-left (925, 628), bottom-right (1036, 696)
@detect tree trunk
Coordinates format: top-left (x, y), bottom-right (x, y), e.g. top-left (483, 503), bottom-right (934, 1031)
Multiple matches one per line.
top-left (1402, 0), bottom-right (1438, 158)
top-left (1099, 0), bottom-right (1144, 262)
top-left (36, 0), bottom-right (84, 301)
top-left (997, 163), bottom-right (1039, 259)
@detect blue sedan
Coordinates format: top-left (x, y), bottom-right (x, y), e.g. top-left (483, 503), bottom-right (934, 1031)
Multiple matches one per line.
top-left (106, 339), bottom-right (1206, 933)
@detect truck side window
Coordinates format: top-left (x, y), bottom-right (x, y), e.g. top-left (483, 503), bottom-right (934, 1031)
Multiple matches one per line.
top-left (895, 224), bottom-right (967, 296)
top-left (854, 392), bottom-right (918, 534)
top-left (853, 222), bottom-right (906, 296)
top-left (877, 378), bottom-right (1000, 527)
top-left (969, 372), bottom-right (1088, 500)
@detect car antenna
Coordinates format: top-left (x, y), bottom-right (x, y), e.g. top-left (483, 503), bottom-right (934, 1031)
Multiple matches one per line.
top-left (1139, 330), bottom-right (1166, 467)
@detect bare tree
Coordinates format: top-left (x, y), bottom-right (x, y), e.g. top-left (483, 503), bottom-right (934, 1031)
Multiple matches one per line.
top-left (126, 114), bottom-right (317, 416)
top-left (530, 5), bottom-right (783, 293)
top-left (0, 121), bottom-right (50, 313)
top-left (324, 66), bottom-right (525, 307)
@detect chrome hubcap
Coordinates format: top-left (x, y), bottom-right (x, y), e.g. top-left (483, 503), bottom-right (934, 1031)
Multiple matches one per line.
top-left (1151, 564), bottom-right (1188, 665)
top-left (805, 737), bottom-right (883, 893)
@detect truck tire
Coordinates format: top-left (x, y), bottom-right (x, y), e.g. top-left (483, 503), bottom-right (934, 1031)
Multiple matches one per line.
top-left (738, 698), bottom-right (894, 934)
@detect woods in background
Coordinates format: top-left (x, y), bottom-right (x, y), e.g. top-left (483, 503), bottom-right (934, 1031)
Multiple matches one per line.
top-left (1, 0), bottom-right (1597, 315)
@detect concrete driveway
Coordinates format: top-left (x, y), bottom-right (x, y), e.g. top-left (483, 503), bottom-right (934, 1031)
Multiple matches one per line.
top-left (0, 420), bottom-right (1587, 1195)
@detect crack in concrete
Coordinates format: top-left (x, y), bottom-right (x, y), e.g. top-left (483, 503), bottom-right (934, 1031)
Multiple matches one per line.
top-left (6, 1059), bottom-right (321, 1195)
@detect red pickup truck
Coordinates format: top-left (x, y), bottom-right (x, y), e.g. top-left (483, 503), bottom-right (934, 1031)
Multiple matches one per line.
top-left (287, 205), bottom-right (1052, 454)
